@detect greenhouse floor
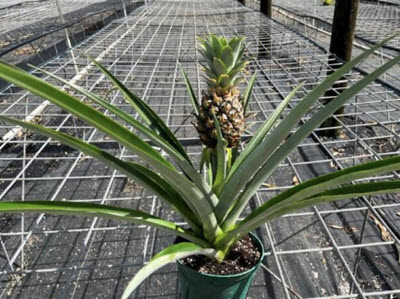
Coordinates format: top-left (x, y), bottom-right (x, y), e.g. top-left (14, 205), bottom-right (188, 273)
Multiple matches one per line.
top-left (0, 0), bottom-right (400, 298)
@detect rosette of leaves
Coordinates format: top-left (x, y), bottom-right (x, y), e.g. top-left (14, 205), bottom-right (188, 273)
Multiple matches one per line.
top-left (0, 35), bottom-right (399, 299)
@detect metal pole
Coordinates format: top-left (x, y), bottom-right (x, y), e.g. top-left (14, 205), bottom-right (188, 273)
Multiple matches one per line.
top-left (329, 0), bottom-right (359, 62)
top-left (260, 0), bottom-right (272, 18)
top-left (259, 0), bottom-right (272, 59)
top-left (319, 0), bottom-right (359, 137)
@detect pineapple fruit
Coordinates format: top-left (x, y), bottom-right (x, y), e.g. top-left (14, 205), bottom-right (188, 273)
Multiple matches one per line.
top-left (195, 35), bottom-right (250, 149)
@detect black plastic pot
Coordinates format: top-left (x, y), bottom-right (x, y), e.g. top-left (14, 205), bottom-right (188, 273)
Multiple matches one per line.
top-left (176, 232), bottom-right (264, 299)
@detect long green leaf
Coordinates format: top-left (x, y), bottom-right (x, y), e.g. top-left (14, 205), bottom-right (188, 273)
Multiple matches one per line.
top-left (88, 58), bottom-right (222, 221)
top-left (0, 115), bottom-right (201, 232)
top-left (222, 50), bottom-right (400, 229)
top-left (179, 64), bottom-right (200, 115)
top-left (254, 181), bottom-right (400, 231)
top-left (0, 201), bottom-right (208, 247)
top-left (216, 83), bottom-right (303, 222)
top-left (217, 34), bottom-right (399, 222)
top-left (31, 66), bottom-right (191, 166)
top-left (0, 60), bottom-right (172, 170)
top-left (31, 66), bottom-right (217, 212)
top-left (122, 242), bottom-right (218, 299)
top-left (88, 56), bottom-right (191, 163)
top-left (211, 113), bottom-right (228, 195)
top-left (217, 181), bottom-right (400, 248)
top-left (203, 148), bottom-right (214, 185)
top-left (1, 114), bottom-right (218, 242)
top-left (242, 72), bottom-right (257, 115)
top-left (243, 82), bottom-right (303, 158)
top-left (225, 82), bottom-right (303, 187)
top-left (239, 154), bottom-right (400, 228)
top-left (0, 60), bottom-right (220, 241)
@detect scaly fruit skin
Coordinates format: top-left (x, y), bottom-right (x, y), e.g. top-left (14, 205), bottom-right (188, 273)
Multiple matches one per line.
top-left (195, 34), bottom-right (250, 148)
top-left (196, 88), bottom-right (245, 148)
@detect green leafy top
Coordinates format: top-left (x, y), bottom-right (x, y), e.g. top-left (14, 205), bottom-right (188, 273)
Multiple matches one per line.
top-left (198, 34), bottom-right (250, 93)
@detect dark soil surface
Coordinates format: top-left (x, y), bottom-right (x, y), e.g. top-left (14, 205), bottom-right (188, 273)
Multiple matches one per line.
top-left (182, 234), bottom-right (261, 275)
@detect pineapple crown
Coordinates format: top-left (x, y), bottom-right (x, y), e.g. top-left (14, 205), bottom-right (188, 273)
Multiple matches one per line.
top-left (198, 34), bottom-right (250, 94)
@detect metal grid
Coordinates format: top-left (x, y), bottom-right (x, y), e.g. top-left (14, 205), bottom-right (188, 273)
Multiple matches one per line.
top-left (268, 0), bottom-right (400, 51)
top-left (0, 0), bottom-right (144, 88)
top-left (0, 0), bottom-right (142, 55)
top-left (1, 0), bottom-right (117, 35)
top-left (0, 0), bottom-right (399, 298)
top-left (247, 0), bottom-right (400, 90)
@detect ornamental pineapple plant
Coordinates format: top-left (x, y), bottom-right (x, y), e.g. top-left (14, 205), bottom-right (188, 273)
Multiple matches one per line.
top-left (0, 34), bottom-right (399, 298)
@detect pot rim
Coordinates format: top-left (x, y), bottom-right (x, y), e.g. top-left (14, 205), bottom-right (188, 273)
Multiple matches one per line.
top-left (176, 231), bottom-right (265, 278)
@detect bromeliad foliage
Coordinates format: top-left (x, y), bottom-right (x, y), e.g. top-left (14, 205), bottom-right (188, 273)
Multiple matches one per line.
top-left (0, 34), bottom-right (399, 298)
